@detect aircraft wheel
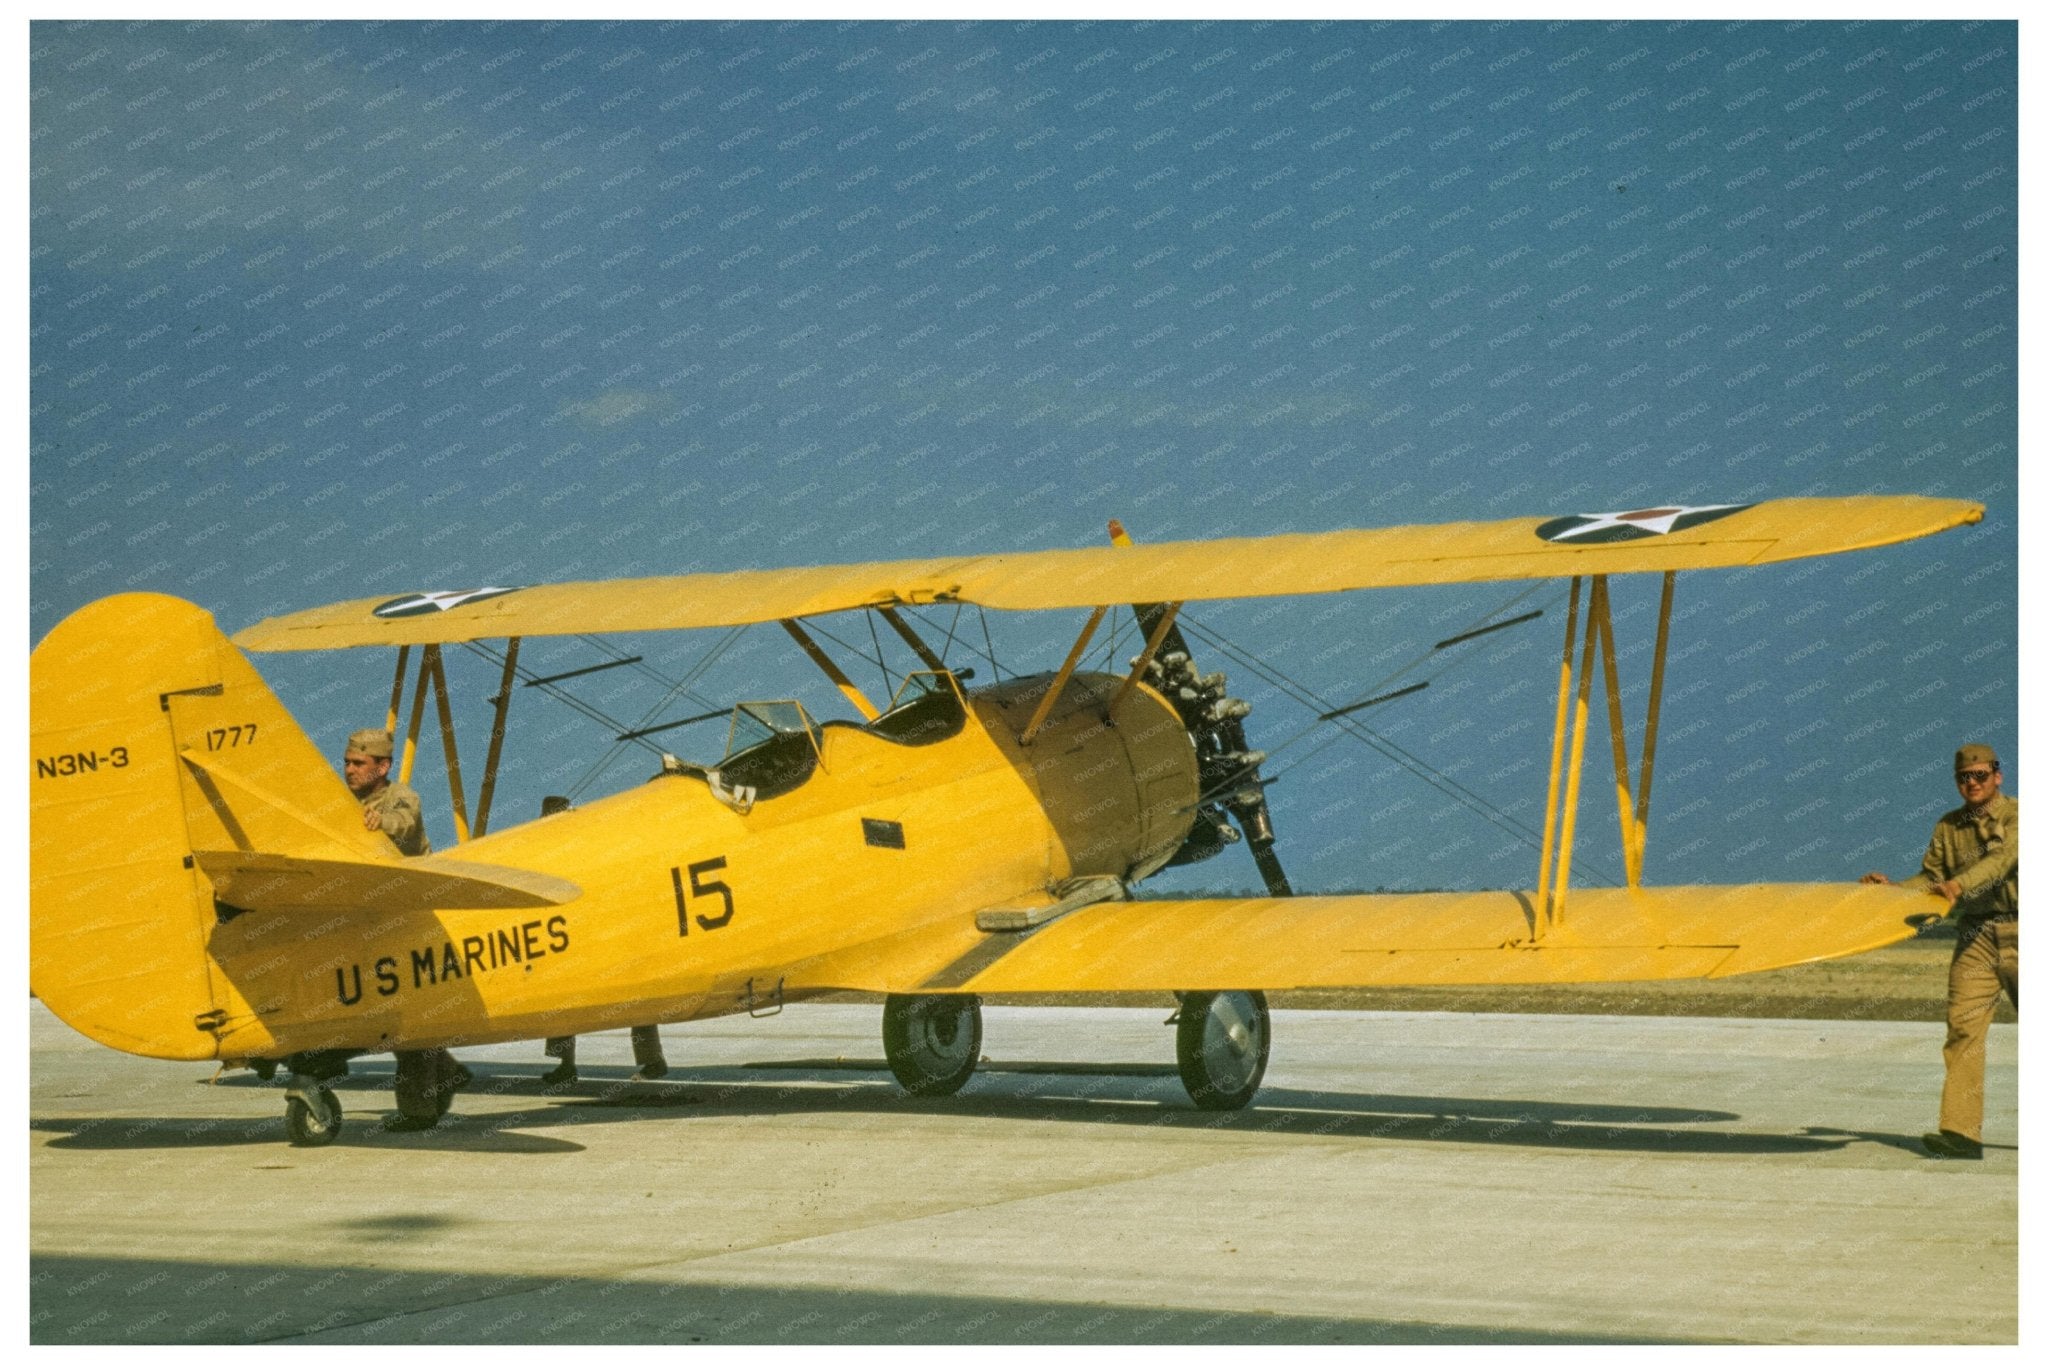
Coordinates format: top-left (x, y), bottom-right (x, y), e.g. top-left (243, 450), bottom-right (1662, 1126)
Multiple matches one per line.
top-left (392, 1050), bottom-right (453, 1125)
top-left (882, 993), bottom-right (982, 1097)
top-left (285, 1088), bottom-right (343, 1147)
top-left (1176, 989), bottom-right (1270, 1111)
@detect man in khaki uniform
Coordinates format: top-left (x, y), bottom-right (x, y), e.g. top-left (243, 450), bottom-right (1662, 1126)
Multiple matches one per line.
top-left (341, 729), bottom-right (467, 1129)
top-left (342, 728), bottom-right (429, 856)
top-left (1863, 743), bottom-right (2018, 1159)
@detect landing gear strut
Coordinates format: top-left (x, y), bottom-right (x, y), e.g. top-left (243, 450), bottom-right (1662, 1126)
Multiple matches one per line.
top-left (1175, 989), bottom-right (1270, 1110)
top-left (284, 1076), bottom-right (343, 1147)
top-left (882, 993), bottom-right (983, 1097)
top-left (282, 1051), bottom-right (352, 1146)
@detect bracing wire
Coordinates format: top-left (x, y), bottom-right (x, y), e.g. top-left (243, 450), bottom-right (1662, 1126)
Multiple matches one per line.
top-left (458, 639), bottom-right (651, 747)
top-left (563, 625), bottom-right (749, 799)
top-left (900, 604), bottom-right (1000, 675)
top-left (457, 626), bottom-right (747, 802)
top-left (574, 632), bottom-right (727, 715)
top-left (978, 606), bottom-right (1004, 681)
top-left (800, 615), bottom-right (891, 692)
top-left (1188, 620), bottom-right (1570, 870)
top-left (1176, 589), bottom-right (1619, 887)
top-left (1098, 606), bottom-right (1142, 671)
top-left (1185, 585), bottom-right (1556, 782)
top-left (935, 604), bottom-right (965, 665)
top-left (1333, 582), bottom-right (1546, 710)
top-left (866, 610), bottom-right (896, 696)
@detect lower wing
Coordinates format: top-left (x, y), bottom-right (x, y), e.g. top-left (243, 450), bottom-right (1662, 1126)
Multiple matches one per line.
top-left (792, 884), bottom-right (1931, 995)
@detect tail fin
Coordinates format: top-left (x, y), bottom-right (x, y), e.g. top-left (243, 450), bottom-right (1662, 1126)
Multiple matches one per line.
top-left (30, 593), bottom-right (387, 1059)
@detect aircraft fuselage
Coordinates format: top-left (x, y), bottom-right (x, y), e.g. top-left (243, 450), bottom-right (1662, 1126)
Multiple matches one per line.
top-left (205, 671), bottom-right (1198, 1059)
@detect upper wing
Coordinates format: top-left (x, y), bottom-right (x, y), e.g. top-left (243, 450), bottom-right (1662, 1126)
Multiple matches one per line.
top-left (232, 495), bottom-right (1979, 650)
top-left (785, 883), bottom-right (1931, 995)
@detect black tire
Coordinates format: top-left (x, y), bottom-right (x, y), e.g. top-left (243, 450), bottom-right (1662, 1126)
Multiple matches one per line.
top-left (393, 1049), bottom-right (451, 1125)
top-left (434, 1052), bottom-right (469, 1116)
top-left (285, 1088), bottom-right (343, 1147)
top-left (882, 993), bottom-right (982, 1097)
top-left (1176, 989), bottom-right (1270, 1111)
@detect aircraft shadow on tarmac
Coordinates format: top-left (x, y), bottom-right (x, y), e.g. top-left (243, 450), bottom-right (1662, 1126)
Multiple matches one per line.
top-left (31, 1060), bottom-right (1885, 1156)
top-left (30, 1113), bottom-right (587, 1154)
top-left (29, 1252), bottom-right (1702, 1346)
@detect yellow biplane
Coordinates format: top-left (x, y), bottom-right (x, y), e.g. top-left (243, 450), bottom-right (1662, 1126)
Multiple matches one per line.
top-left (30, 495), bottom-right (1978, 1145)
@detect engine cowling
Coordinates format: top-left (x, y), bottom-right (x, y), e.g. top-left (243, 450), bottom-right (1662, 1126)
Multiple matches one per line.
top-left (972, 671), bottom-right (1200, 887)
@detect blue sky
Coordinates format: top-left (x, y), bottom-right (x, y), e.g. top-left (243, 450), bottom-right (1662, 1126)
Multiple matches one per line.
top-left (30, 18), bottom-right (2017, 895)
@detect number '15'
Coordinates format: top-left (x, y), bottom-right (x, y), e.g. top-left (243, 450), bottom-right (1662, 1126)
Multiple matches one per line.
top-left (672, 856), bottom-right (734, 936)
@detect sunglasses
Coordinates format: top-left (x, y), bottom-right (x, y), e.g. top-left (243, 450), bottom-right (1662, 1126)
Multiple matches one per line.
top-left (1955, 768), bottom-right (1997, 785)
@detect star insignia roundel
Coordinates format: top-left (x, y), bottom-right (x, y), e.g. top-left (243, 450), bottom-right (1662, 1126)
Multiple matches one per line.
top-left (1534, 503), bottom-right (1754, 545)
top-left (372, 586), bottom-right (526, 619)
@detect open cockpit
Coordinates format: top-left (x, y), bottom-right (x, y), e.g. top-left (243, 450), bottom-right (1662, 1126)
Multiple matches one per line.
top-left (657, 670), bottom-right (972, 808)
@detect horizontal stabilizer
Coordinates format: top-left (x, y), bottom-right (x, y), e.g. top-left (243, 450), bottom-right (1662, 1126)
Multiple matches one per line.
top-left (178, 746), bottom-right (395, 863)
top-left (195, 850), bottom-right (581, 914)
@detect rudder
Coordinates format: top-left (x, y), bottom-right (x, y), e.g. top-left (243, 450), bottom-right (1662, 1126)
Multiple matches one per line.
top-left (30, 593), bottom-right (389, 1059)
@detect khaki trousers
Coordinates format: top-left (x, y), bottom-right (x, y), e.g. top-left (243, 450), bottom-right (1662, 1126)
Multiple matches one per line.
top-left (1939, 918), bottom-right (2018, 1142)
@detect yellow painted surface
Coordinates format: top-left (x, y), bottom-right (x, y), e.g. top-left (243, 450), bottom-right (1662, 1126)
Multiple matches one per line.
top-left (32, 595), bottom-right (1200, 1060)
top-left (30, 595), bottom-right (391, 1060)
top-left (30, 591), bottom-right (1936, 1069)
top-left (878, 884), bottom-right (1931, 995)
top-left (191, 851), bottom-right (578, 914)
top-left (232, 495), bottom-right (1981, 650)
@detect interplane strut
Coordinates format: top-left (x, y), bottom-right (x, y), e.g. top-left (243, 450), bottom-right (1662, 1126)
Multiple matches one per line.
top-left (1535, 572), bottom-right (1676, 933)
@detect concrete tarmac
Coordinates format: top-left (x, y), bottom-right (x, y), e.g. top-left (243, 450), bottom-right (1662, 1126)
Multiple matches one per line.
top-left (30, 1000), bottom-right (2015, 1344)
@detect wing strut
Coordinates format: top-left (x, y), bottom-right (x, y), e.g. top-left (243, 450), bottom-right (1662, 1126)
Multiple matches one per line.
top-left (398, 646), bottom-right (433, 788)
top-left (1632, 573), bottom-right (1677, 880)
top-left (1535, 572), bottom-right (1677, 933)
top-left (387, 642), bottom-right (482, 844)
top-left (384, 644), bottom-right (412, 738)
top-left (876, 606), bottom-right (948, 672)
top-left (427, 645), bottom-right (472, 844)
top-left (473, 637), bottom-right (522, 837)
top-left (779, 618), bottom-right (880, 721)
top-left (1021, 607), bottom-right (1108, 746)
top-left (1110, 602), bottom-right (1183, 715)
top-left (1533, 580), bottom-right (1582, 930)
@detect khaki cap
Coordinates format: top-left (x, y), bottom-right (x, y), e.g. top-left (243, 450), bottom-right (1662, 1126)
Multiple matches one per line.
top-left (1954, 743), bottom-right (1999, 772)
top-left (346, 729), bottom-right (395, 759)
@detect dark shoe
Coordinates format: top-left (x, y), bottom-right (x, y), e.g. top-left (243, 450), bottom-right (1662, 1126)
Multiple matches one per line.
top-left (1922, 1130), bottom-right (1984, 1159)
top-left (449, 1062), bottom-right (474, 1089)
top-left (542, 1063), bottom-right (578, 1086)
top-left (633, 1061), bottom-right (669, 1081)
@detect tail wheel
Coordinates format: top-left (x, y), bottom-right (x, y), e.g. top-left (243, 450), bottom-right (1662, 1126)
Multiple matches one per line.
top-left (882, 993), bottom-right (983, 1097)
top-left (1176, 989), bottom-right (1270, 1111)
top-left (285, 1088), bottom-right (343, 1147)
